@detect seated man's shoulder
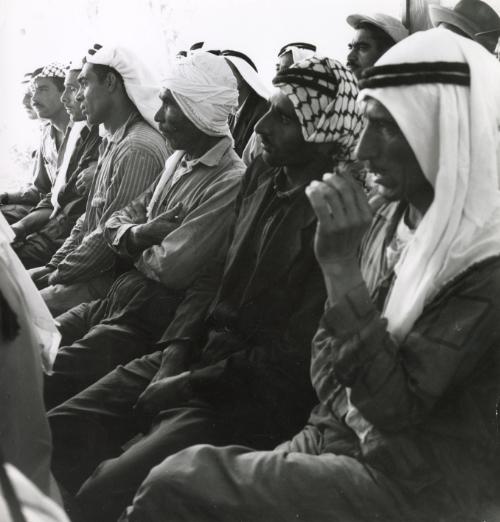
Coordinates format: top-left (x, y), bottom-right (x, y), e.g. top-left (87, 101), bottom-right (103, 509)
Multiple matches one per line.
top-left (239, 154), bottom-right (275, 196)
top-left (121, 121), bottom-right (167, 155)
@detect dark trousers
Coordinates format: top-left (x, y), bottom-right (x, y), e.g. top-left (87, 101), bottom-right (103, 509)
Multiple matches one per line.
top-left (49, 350), bottom-right (282, 522)
top-left (1, 203), bottom-right (32, 224)
top-left (13, 213), bottom-right (73, 268)
top-left (44, 270), bottom-right (183, 409)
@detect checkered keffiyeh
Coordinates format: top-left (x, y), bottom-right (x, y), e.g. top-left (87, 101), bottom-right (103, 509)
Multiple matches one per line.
top-left (36, 62), bottom-right (68, 79)
top-left (273, 56), bottom-right (363, 160)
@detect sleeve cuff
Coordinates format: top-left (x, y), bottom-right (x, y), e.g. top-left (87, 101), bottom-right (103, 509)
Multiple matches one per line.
top-left (322, 284), bottom-right (377, 339)
top-left (111, 224), bottom-right (136, 253)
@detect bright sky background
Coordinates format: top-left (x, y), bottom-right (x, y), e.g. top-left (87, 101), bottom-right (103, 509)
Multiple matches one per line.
top-left (1, 0), bottom-right (498, 188)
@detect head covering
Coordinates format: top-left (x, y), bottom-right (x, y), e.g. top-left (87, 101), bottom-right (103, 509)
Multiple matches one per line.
top-left (278, 42), bottom-right (317, 64)
top-left (21, 67), bottom-right (43, 85)
top-left (68, 56), bottom-right (84, 71)
top-left (35, 62), bottom-right (67, 79)
top-left (162, 51), bottom-right (238, 137)
top-left (222, 50), bottom-right (270, 100)
top-left (85, 43), bottom-right (161, 129)
top-left (429, 0), bottom-right (500, 40)
top-left (272, 56), bottom-right (363, 160)
top-left (359, 27), bottom-right (500, 342)
top-left (346, 12), bottom-right (409, 43)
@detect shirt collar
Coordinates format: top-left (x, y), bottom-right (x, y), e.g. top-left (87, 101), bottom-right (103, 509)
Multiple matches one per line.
top-left (273, 169), bottom-right (307, 199)
top-left (108, 111), bottom-right (142, 145)
top-left (182, 135), bottom-right (233, 170)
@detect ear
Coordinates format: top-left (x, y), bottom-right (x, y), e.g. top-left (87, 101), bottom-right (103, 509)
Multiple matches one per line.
top-left (105, 71), bottom-right (121, 93)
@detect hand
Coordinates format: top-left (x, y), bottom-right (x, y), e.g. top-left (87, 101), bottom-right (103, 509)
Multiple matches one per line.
top-left (11, 222), bottom-right (27, 242)
top-left (306, 171), bottom-right (373, 268)
top-left (28, 266), bottom-right (53, 289)
top-left (152, 343), bottom-right (191, 383)
top-left (130, 203), bottom-right (186, 251)
top-left (76, 164), bottom-right (97, 195)
top-left (135, 371), bottom-right (193, 416)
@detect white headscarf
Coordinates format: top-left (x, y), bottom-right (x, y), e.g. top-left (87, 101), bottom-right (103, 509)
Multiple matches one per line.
top-left (360, 28), bottom-right (500, 342)
top-left (85, 45), bottom-right (162, 130)
top-left (223, 54), bottom-right (270, 101)
top-left (162, 51), bottom-right (239, 137)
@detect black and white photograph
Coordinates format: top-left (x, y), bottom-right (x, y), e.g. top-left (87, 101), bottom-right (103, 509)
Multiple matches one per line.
top-left (0, 0), bottom-right (500, 520)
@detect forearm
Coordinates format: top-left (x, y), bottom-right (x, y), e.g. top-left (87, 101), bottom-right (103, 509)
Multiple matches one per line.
top-left (13, 208), bottom-right (52, 236)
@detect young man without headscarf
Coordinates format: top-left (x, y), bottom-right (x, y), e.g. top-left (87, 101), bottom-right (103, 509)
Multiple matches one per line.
top-left (48, 56), bottom-right (363, 521)
top-left (29, 45), bottom-right (169, 316)
top-left (12, 60), bottom-right (101, 269)
top-left (43, 51), bottom-right (246, 409)
top-left (122, 29), bottom-right (500, 522)
top-left (0, 63), bottom-right (70, 225)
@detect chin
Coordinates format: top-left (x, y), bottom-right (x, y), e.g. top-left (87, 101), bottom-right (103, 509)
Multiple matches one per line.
top-left (261, 150), bottom-right (282, 167)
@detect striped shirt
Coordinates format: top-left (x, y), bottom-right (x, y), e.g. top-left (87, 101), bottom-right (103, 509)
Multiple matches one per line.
top-left (48, 112), bottom-right (168, 284)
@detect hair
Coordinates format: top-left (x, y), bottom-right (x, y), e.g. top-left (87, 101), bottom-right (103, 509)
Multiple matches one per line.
top-left (356, 22), bottom-right (396, 54)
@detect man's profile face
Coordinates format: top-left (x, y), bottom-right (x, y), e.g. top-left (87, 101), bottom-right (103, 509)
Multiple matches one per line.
top-left (61, 70), bottom-right (85, 122)
top-left (347, 28), bottom-right (385, 79)
top-left (254, 90), bottom-right (314, 167)
top-left (356, 98), bottom-right (433, 205)
top-left (22, 85), bottom-right (38, 120)
top-left (31, 77), bottom-right (64, 120)
top-left (77, 63), bottom-right (111, 125)
top-left (154, 88), bottom-right (202, 150)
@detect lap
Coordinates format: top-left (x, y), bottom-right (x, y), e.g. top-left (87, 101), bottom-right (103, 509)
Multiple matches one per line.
top-left (125, 444), bottom-right (416, 522)
top-left (41, 274), bottom-right (114, 316)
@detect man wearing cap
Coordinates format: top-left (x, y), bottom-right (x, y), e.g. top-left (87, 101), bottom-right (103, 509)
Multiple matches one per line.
top-left (12, 60), bottom-right (101, 269)
top-left (1, 63), bottom-right (70, 225)
top-left (346, 12), bottom-right (408, 80)
top-left (222, 50), bottom-right (269, 156)
top-left (29, 44), bottom-right (168, 316)
top-left (430, 0), bottom-right (500, 54)
top-left (123, 29), bottom-right (500, 522)
top-left (43, 51), bottom-right (245, 408)
top-left (48, 56), bottom-right (363, 521)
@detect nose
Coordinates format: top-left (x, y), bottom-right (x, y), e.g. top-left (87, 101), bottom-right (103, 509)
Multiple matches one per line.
top-left (354, 122), bottom-right (378, 162)
top-left (76, 88), bottom-right (84, 103)
top-left (254, 108), bottom-right (271, 138)
top-left (61, 89), bottom-right (69, 105)
top-left (154, 106), bottom-right (163, 123)
top-left (347, 47), bottom-right (356, 63)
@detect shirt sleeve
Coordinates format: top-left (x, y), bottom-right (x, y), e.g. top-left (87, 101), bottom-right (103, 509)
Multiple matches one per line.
top-left (103, 182), bottom-right (156, 256)
top-left (313, 274), bottom-right (500, 432)
top-left (136, 169), bottom-right (243, 290)
top-left (49, 147), bottom-right (163, 284)
top-left (47, 214), bottom-right (86, 269)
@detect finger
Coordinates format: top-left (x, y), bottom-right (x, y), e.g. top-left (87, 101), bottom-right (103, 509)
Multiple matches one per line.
top-left (306, 182), bottom-right (336, 228)
top-left (317, 175), bottom-right (349, 228)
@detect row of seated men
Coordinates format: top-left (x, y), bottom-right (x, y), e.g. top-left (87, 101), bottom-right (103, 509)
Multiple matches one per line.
top-left (3, 1), bottom-right (500, 520)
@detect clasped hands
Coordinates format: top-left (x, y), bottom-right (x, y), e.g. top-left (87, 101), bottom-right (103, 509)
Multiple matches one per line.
top-left (134, 343), bottom-right (193, 416)
top-left (129, 203), bottom-right (187, 253)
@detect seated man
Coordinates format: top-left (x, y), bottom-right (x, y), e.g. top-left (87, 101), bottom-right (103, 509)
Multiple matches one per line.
top-left (222, 50), bottom-right (269, 156)
top-left (242, 42), bottom-right (317, 166)
top-left (48, 56), bottom-right (363, 521)
top-left (123, 29), bottom-right (500, 522)
top-left (1, 63), bottom-right (70, 224)
top-left (30, 44), bottom-right (169, 316)
top-left (44, 51), bottom-right (245, 408)
top-left (346, 12), bottom-right (408, 80)
top-left (12, 59), bottom-right (101, 268)
top-left (430, 0), bottom-right (500, 53)
top-left (21, 67), bottom-right (43, 120)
